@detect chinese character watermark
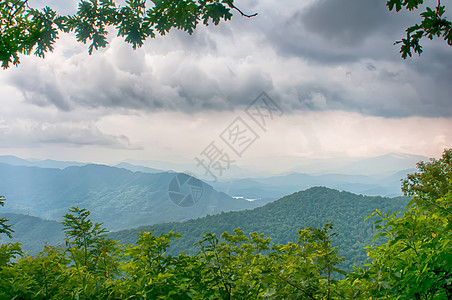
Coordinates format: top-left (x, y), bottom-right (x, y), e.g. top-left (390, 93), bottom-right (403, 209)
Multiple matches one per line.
top-left (195, 141), bottom-right (235, 181)
top-left (220, 117), bottom-right (259, 157)
top-left (246, 92), bottom-right (284, 131)
top-left (168, 92), bottom-right (283, 207)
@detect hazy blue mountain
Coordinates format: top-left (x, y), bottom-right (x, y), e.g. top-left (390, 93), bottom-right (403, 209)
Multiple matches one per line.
top-left (122, 158), bottom-right (275, 179)
top-left (268, 152), bottom-right (426, 176)
top-left (211, 169), bottom-right (411, 200)
top-left (0, 163), bottom-right (266, 231)
top-left (0, 155), bottom-right (32, 166)
top-left (325, 153), bottom-right (426, 176)
top-left (0, 155), bottom-right (87, 169)
top-left (114, 162), bottom-right (164, 173)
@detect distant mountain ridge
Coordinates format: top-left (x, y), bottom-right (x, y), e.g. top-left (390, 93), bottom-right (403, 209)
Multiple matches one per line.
top-left (0, 154), bottom-right (420, 228)
top-left (243, 152), bottom-right (427, 176)
top-left (123, 153), bottom-right (427, 178)
top-left (211, 168), bottom-right (415, 200)
top-left (0, 155), bottom-right (87, 169)
top-left (114, 162), bottom-right (164, 174)
top-left (115, 155), bottom-right (421, 199)
top-left (330, 153), bottom-right (426, 175)
top-left (0, 163), bottom-right (267, 231)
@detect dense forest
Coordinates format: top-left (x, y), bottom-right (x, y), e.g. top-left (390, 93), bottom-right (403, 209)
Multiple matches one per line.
top-left (1, 213), bottom-right (65, 254)
top-left (110, 187), bottom-right (410, 272)
top-left (0, 149), bottom-right (451, 299)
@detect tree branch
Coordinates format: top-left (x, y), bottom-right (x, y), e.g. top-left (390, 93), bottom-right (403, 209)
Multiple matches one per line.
top-left (226, 1), bottom-right (258, 18)
top-left (9, 0), bottom-right (28, 23)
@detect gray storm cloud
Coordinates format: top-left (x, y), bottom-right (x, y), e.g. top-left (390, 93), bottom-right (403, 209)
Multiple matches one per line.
top-left (3, 0), bottom-right (452, 118)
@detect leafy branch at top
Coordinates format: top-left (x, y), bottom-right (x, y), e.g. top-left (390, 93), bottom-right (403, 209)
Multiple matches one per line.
top-left (387, 0), bottom-right (452, 58)
top-left (0, 0), bottom-right (257, 69)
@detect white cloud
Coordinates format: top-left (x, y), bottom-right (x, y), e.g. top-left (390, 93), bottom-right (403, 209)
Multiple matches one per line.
top-left (0, 0), bottom-right (450, 169)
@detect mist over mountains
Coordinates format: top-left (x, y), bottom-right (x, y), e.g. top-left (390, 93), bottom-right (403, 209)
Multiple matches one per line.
top-left (0, 153), bottom-right (423, 231)
top-left (0, 162), bottom-right (265, 231)
top-left (116, 154), bottom-right (423, 199)
top-left (0, 154), bottom-right (422, 257)
top-left (119, 152), bottom-right (425, 179)
top-left (211, 170), bottom-right (413, 200)
top-left (0, 153), bottom-right (422, 229)
top-left (3, 186), bottom-right (410, 271)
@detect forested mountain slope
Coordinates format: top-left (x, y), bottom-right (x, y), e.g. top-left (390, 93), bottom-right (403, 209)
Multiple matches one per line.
top-left (110, 187), bottom-right (410, 271)
top-left (1, 213), bottom-right (65, 254)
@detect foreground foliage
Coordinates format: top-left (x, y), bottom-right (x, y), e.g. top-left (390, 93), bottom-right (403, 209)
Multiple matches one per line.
top-left (358, 148), bottom-right (452, 299)
top-left (388, 0), bottom-right (452, 58)
top-left (0, 207), bottom-right (347, 299)
top-left (0, 149), bottom-right (451, 299)
top-left (110, 187), bottom-right (409, 274)
top-left (0, 0), bottom-right (249, 68)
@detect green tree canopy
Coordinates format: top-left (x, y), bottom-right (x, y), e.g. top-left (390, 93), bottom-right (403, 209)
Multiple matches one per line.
top-left (0, 0), bottom-right (256, 69)
top-left (359, 148), bottom-right (452, 299)
top-left (0, 196), bottom-right (22, 270)
top-left (388, 0), bottom-right (452, 58)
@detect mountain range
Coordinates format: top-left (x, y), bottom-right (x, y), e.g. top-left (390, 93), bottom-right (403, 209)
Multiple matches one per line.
top-left (1, 213), bottom-right (65, 254)
top-left (110, 187), bottom-right (410, 272)
top-left (2, 187), bottom-right (410, 272)
top-left (0, 163), bottom-right (267, 231)
top-left (0, 155), bottom-right (87, 169)
top-left (112, 162), bottom-right (413, 199)
top-left (0, 153), bottom-right (422, 261)
top-left (106, 153), bottom-right (426, 179)
top-left (115, 154), bottom-right (424, 198)
top-left (211, 169), bottom-right (414, 200)
top-left (0, 153), bottom-right (422, 230)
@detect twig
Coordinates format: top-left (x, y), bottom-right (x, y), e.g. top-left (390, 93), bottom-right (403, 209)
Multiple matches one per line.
top-left (226, 1), bottom-right (258, 18)
top-left (9, 0), bottom-right (29, 23)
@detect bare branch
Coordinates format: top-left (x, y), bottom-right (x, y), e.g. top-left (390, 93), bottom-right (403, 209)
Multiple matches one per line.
top-left (226, 1), bottom-right (258, 18)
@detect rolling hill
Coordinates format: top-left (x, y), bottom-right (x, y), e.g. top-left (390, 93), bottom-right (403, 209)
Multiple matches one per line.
top-left (0, 213), bottom-right (65, 255)
top-left (110, 187), bottom-right (410, 272)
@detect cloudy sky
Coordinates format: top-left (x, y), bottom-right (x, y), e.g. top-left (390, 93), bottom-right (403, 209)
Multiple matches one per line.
top-left (0, 0), bottom-right (451, 176)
